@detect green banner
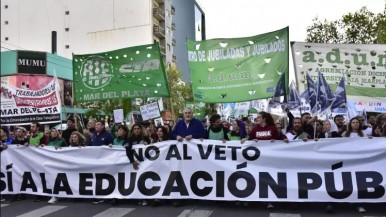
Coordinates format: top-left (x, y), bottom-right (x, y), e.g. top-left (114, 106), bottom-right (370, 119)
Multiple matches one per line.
top-left (187, 27), bottom-right (289, 103)
top-left (73, 44), bottom-right (170, 103)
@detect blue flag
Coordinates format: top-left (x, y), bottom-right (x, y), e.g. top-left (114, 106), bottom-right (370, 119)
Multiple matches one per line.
top-left (270, 73), bottom-right (287, 107)
top-left (316, 70), bottom-right (335, 112)
top-left (331, 75), bottom-right (347, 110)
top-left (288, 81), bottom-right (301, 109)
top-left (306, 72), bottom-right (317, 112)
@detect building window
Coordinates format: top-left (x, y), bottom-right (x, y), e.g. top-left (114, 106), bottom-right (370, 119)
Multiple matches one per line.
top-left (65, 11), bottom-right (70, 15)
top-left (65, 45), bottom-right (70, 49)
top-left (5, 37), bottom-right (9, 41)
top-left (167, 44), bottom-right (171, 51)
top-left (65, 28), bottom-right (70, 32)
top-left (5, 5), bottom-right (8, 9)
top-left (5, 21), bottom-right (9, 25)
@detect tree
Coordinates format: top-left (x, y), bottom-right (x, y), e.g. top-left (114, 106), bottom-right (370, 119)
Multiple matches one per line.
top-left (82, 98), bottom-right (133, 121)
top-left (165, 66), bottom-right (193, 117)
top-left (306, 5), bottom-right (386, 44)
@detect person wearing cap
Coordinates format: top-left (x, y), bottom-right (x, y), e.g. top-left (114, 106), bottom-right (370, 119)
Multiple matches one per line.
top-left (11, 127), bottom-right (29, 145)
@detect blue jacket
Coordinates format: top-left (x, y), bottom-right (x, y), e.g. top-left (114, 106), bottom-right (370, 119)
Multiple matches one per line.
top-left (90, 130), bottom-right (114, 146)
top-left (172, 118), bottom-right (205, 140)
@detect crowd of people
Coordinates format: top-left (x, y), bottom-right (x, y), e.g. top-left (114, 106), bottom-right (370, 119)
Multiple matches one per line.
top-left (1, 107), bottom-right (386, 212)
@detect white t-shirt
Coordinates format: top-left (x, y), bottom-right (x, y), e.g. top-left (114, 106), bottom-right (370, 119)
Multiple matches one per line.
top-left (348, 132), bottom-right (363, 138)
top-left (363, 127), bottom-right (372, 136)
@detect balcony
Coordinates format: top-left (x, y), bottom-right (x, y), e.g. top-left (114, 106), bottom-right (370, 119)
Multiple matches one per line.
top-left (171, 5), bottom-right (176, 15)
top-left (159, 45), bottom-right (166, 54)
top-left (171, 22), bottom-right (176, 31)
top-left (153, 25), bottom-right (165, 38)
top-left (172, 38), bottom-right (176, 46)
top-left (154, 0), bottom-right (164, 4)
top-left (153, 8), bottom-right (165, 21)
top-left (172, 54), bottom-right (177, 62)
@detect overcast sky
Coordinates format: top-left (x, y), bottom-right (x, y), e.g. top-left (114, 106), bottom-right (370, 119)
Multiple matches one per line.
top-left (197, 0), bottom-right (385, 82)
top-left (198, 0), bottom-right (385, 41)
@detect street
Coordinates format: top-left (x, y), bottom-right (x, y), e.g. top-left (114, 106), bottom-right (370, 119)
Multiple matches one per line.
top-left (1, 196), bottom-right (385, 217)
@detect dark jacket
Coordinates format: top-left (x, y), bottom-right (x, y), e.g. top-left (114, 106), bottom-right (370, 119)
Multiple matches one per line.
top-left (62, 127), bottom-right (77, 145)
top-left (11, 137), bottom-right (29, 145)
top-left (172, 118), bottom-right (206, 140)
top-left (90, 130), bottom-right (114, 146)
top-left (317, 131), bottom-right (341, 139)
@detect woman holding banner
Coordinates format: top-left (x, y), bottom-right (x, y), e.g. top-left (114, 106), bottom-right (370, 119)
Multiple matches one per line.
top-left (229, 119), bottom-right (247, 140)
top-left (242, 111), bottom-right (280, 209)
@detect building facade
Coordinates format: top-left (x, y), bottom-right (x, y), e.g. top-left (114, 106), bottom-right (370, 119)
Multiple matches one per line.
top-left (173, 0), bottom-right (206, 82)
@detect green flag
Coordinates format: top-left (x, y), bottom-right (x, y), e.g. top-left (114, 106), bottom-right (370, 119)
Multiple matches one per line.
top-left (187, 27), bottom-right (289, 103)
top-left (73, 44), bottom-right (170, 103)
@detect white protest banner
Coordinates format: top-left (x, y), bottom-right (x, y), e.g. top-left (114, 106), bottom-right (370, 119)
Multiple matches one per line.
top-left (0, 78), bottom-right (62, 125)
top-left (113, 109), bottom-right (124, 123)
top-left (291, 42), bottom-right (386, 107)
top-left (140, 102), bottom-right (160, 121)
top-left (1, 138), bottom-right (385, 202)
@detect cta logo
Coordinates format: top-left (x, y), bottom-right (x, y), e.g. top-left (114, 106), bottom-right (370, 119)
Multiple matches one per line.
top-left (80, 56), bottom-right (114, 89)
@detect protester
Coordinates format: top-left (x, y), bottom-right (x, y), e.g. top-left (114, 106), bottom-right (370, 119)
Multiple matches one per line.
top-left (62, 116), bottom-right (78, 145)
top-left (342, 117), bottom-right (366, 138)
top-left (47, 128), bottom-right (67, 148)
top-left (301, 113), bottom-right (316, 139)
top-left (1, 127), bottom-right (14, 144)
top-left (149, 126), bottom-right (170, 206)
top-left (153, 126), bottom-right (170, 143)
top-left (90, 120), bottom-right (114, 146)
top-left (204, 114), bottom-right (229, 142)
top-left (125, 124), bottom-right (151, 171)
top-left (275, 120), bottom-right (288, 140)
top-left (8, 129), bottom-right (15, 139)
top-left (84, 118), bottom-right (97, 146)
top-left (333, 114), bottom-right (346, 135)
top-left (245, 111), bottom-right (279, 142)
top-left (229, 119), bottom-right (247, 140)
top-left (68, 131), bottom-right (86, 147)
top-left (367, 115), bottom-right (376, 126)
top-left (172, 107), bottom-right (205, 142)
top-left (28, 122), bottom-right (48, 147)
top-left (124, 124), bottom-right (151, 206)
top-left (285, 118), bottom-right (311, 141)
top-left (317, 120), bottom-right (341, 139)
top-left (11, 127), bottom-right (28, 145)
top-left (112, 124), bottom-right (129, 147)
top-left (355, 115), bottom-right (372, 136)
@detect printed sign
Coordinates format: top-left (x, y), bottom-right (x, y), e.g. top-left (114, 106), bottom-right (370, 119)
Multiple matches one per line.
top-left (0, 78), bottom-right (61, 125)
top-left (140, 102), bottom-right (160, 121)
